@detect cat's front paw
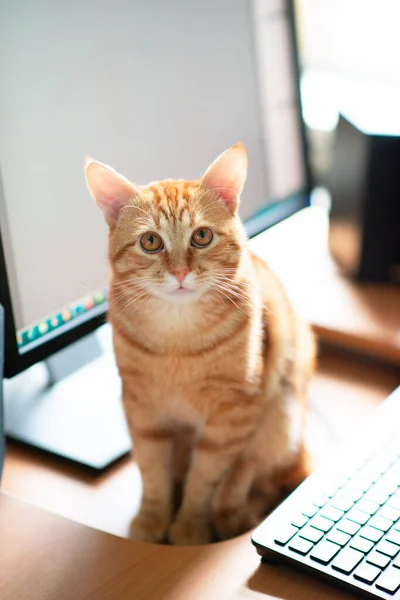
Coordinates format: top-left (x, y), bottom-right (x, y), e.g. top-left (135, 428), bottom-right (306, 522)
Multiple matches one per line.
top-left (168, 516), bottom-right (213, 546)
top-left (130, 509), bottom-right (170, 543)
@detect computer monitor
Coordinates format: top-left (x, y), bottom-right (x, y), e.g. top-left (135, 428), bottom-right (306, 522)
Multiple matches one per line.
top-left (0, 0), bottom-right (310, 468)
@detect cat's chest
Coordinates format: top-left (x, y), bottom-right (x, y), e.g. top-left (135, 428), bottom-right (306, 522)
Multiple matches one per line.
top-left (162, 393), bottom-right (202, 426)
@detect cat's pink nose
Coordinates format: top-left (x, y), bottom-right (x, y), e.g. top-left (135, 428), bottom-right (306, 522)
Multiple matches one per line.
top-left (171, 268), bottom-right (189, 284)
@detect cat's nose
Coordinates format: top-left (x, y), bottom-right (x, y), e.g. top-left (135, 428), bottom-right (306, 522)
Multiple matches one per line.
top-left (170, 268), bottom-right (190, 284)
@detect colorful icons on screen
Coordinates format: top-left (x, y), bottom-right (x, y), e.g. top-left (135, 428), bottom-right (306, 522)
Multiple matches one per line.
top-left (17, 289), bottom-right (107, 349)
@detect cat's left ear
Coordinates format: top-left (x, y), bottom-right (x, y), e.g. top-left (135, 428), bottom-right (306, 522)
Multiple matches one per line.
top-left (201, 142), bottom-right (248, 214)
top-left (85, 158), bottom-right (139, 227)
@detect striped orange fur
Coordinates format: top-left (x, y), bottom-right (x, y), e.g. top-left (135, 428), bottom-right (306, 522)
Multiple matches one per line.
top-left (85, 143), bottom-right (316, 545)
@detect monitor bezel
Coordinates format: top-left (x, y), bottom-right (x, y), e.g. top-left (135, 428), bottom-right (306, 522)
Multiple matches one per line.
top-left (1, 0), bottom-right (311, 379)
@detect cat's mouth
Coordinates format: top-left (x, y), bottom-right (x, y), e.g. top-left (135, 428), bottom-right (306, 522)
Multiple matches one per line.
top-left (155, 283), bottom-right (202, 304)
top-left (160, 285), bottom-right (201, 303)
top-left (172, 287), bottom-right (195, 295)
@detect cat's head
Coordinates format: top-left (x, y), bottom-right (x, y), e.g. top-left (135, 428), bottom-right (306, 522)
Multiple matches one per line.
top-left (85, 143), bottom-right (248, 306)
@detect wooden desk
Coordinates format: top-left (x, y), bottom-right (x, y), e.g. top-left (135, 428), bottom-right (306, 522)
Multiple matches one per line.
top-left (0, 492), bottom-right (358, 600)
top-left (3, 349), bottom-right (400, 600)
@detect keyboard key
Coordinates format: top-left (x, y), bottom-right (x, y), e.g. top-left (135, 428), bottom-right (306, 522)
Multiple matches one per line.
top-left (299, 525), bottom-right (324, 543)
top-left (309, 516), bottom-right (334, 533)
top-left (375, 566), bottom-right (400, 594)
top-left (367, 550), bottom-right (391, 569)
top-left (310, 540), bottom-right (341, 565)
top-left (291, 514), bottom-right (308, 528)
top-left (320, 506), bottom-right (344, 523)
top-left (369, 515), bottom-right (392, 532)
top-left (288, 536), bottom-right (313, 555)
top-left (388, 496), bottom-right (400, 511)
top-left (346, 508), bottom-right (370, 525)
top-left (360, 526), bottom-right (384, 543)
top-left (376, 540), bottom-right (400, 558)
top-left (350, 475), bottom-right (372, 493)
top-left (354, 563), bottom-right (381, 584)
top-left (332, 547), bottom-right (364, 574)
top-left (365, 489), bottom-right (390, 506)
top-left (302, 504), bottom-right (319, 518)
top-left (350, 536), bottom-right (374, 553)
top-left (330, 495), bottom-right (354, 512)
top-left (337, 519), bottom-right (361, 536)
top-left (378, 506), bottom-right (400, 523)
top-left (386, 530), bottom-right (400, 546)
top-left (312, 493), bottom-right (329, 508)
top-left (326, 529), bottom-right (351, 547)
top-left (341, 485), bottom-right (364, 502)
top-left (358, 466), bottom-right (382, 484)
top-left (386, 464), bottom-right (400, 484)
top-left (320, 482), bottom-right (340, 498)
top-left (356, 498), bottom-right (380, 515)
top-left (393, 555), bottom-right (400, 568)
top-left (368, 457), bottom-right (392, 476)
top-left (375, 479), bottom-right (398, 497)
top-left (274, 525), bottom-right (298, 546)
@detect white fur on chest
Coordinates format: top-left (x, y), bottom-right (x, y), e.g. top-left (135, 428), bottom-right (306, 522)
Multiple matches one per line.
top-left (161, 393), bottom-right (203, 428)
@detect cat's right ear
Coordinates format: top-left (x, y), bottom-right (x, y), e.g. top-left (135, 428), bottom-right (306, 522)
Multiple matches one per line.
top-left (84, 158), bottom-right (138, 227)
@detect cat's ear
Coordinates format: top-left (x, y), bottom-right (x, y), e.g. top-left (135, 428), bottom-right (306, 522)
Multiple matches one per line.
top-left (85, 158), bottom-right (139, 227)
top-left (201, 142), bottom-right (248, 214)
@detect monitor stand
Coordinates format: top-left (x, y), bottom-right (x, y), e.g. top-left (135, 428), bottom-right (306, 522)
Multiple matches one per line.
top-left (3, 325), bottom-right (132, 470)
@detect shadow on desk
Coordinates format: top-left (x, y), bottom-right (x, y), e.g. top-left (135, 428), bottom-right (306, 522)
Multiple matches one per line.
top-left (247, 560), bottom-right (355, 600)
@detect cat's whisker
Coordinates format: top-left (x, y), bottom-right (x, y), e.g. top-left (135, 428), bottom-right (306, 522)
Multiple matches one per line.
top-left (214, 281), bottom-right (249, 297)
top-left (216, 277), bottom-right (252, 289)
top-left (213, 288), bottom-right (245, 314)
top-left (108, 280), bottom-right (153, 308)
top-left (213, 279), bottom-right (271, 314)
top-left (212, 281), bottom-right (250, 305)
top-left (212, 276), bottom-right (251, 294)
top-left (129, 287), bottom-right (156, 311)
top-left (215, 273), bottom-right (253, 285)
top-left (109, 284), bottom-right (144, 297)
top-left (110, 275), bottom-right (159, 288)
top-left (109, 287), bottom-right (134, 298)
top-left (107, 290), bottom-right (138, 310)
top-left (109, 281), bottom-right (137, 289)
top-left (119, 287), bottom-right (152, 313)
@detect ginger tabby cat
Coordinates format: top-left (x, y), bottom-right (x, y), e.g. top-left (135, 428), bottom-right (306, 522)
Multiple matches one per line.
top-left (85, 143), bottom-right (315, 545)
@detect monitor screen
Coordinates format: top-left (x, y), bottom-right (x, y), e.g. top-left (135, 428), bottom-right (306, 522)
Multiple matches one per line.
top-left (0, 0), bottom-right (308, 376)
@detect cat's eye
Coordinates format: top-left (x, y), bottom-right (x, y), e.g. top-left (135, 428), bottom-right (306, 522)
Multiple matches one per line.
top-left (140, 232), bottom-right (164, 253)
top-left (191, 227), bottom-right (213, 248)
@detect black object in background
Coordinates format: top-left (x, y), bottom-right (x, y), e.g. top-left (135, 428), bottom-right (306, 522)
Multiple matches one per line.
top-left (0, 305), bottom-right (4, 480)
top-left (327, 111), bottom-right (400, 283)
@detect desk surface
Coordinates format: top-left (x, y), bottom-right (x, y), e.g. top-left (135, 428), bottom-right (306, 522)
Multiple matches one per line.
top-left (3, 348), bottom-right (400, 600)
top-left (1, 492), bottom-right (356, 600)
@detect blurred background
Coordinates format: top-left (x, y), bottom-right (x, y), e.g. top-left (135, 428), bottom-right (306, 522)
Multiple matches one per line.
top-left (296, 0), bottom-right (400, 282)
